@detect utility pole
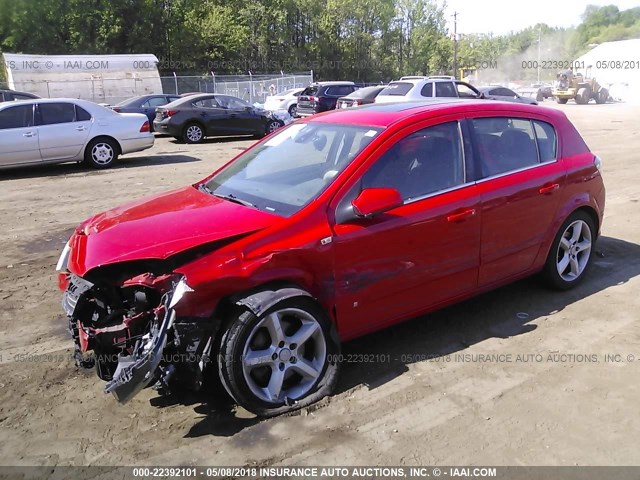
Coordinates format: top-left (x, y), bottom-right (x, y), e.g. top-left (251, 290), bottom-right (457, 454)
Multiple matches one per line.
top-left (537, 26), bottom-right (541, 82)
top-left (453, 11), bottom-right (458, 79)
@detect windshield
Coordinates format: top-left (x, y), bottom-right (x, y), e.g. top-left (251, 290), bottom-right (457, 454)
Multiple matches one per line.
top-left (203, 122), bottom-right (382, 217)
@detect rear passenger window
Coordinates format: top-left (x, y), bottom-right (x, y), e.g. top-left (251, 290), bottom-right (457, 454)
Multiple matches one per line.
top-left (471, 117), bottom-right (540, 178)
top-left (38, 103), bottom-right (76, 125)
top-left (533, 120), bottom-right (557, 162)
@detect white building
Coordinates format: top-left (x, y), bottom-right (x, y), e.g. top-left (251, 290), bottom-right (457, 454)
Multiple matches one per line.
top-left (574, 39), bottom-right (640, 103)
top-left (1, 53), bottom-right (162, 104)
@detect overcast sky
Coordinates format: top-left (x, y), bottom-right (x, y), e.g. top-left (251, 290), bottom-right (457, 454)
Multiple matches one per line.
top-left (443, 0), bottom-right (640, 35)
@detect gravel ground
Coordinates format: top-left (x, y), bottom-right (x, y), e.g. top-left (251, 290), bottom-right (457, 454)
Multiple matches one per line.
top-left (0, 102), bottom-right (638, 467)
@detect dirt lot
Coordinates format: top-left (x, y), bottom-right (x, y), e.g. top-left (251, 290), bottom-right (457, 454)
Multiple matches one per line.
top-left (0, 103), bottom-right (639, 468)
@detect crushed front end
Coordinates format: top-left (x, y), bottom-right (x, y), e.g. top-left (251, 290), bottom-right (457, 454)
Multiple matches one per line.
top-left (58, 244), bottom-right (213, 404)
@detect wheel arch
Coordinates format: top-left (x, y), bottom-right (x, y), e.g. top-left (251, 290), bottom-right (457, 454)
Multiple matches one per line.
top-left (535, 202), bottom-right (601, 269)
top-left (210, 279), bottom-right (338, 341)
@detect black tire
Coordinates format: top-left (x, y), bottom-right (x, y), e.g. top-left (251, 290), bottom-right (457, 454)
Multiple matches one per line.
top-left (556, 97), bottom-right (568, 104)
top-left (576, 87), bottom-right (591, 105)
top-left (596, 88), bottom-right (608, 104)
top-left (83, 137), bottom-right (119, 169)
top-left (265, 120), bottom-right (282, 137)
top-left (288, 104), bottom-right (297, 117)
top-left (542, 211), bottom-right (597, 290)
top-left (183, 123), bottom-right (205, 144)
top-left (218, 296), bottom-right (340, 417)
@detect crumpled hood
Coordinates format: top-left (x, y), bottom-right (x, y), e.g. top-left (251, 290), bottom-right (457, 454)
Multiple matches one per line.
top-left (68, 186), bottom-right (281, 276)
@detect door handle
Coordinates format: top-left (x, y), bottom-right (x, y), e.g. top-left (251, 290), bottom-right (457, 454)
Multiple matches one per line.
top-left (539, 183), bottom-right (560, 195)
top-left (230, 113), bottom-right (237, 118)
top-left (76, 126), bottom-right (86, 131)
top-left (447, 208), bottom-right (476, 223)
top-left (23, 132), bottom-right (35, 137)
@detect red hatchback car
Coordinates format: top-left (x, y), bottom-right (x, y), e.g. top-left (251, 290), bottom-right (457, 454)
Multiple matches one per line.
top-left (57, 99), bottom-right (605, 416)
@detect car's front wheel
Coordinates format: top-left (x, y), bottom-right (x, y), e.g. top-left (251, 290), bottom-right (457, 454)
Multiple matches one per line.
top-left (542, 211), bottom-right (596, 290)
top-left (218, 296), bottom-right (340, 417)
top-left (84, 137), bottom-right (119, 168)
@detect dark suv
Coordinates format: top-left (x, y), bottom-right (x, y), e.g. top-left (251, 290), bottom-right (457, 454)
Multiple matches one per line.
top-left (296, 81), bottom-right (357, 117)
top-left (0, 89), bottom-right (40, 102)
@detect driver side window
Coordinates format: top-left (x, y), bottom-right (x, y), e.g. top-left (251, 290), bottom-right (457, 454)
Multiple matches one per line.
top-left (362, 121), bottom-right (465, 201)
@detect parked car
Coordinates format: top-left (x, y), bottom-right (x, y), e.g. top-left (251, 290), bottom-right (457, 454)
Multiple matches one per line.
top-left (375, 76), bottom-right (482, 103)
top-left (153, 93), bottom-right (284, 143)
top-left (264, 88), bottom-right (304, 117)
top-left (296, 81), bottom-right (357, 117)
top-left (0, 98), bottom-right (153, 170)
top-left (477, 85), bottom-right (538, 105)
top-left (336, 85), bottom-right (386, 108)
top-left (110, 94), bottom-right (181, 131)
top-left (0, 89), bottom-right (40, 102)
top-left (57, 99), bottom-right (605, 416)
top-left (532, 82), bottom-right (554, 100)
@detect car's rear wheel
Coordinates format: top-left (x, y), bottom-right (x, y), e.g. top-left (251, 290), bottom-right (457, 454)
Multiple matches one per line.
top-left (218, 297), bottom-right (340, 417)
top-left (556, 97), bottom-right (568, 104)
top-left (183, 123), bottom-right (205, 144)
top-left (84, 137), bottom-right (119, 168)
top-left (542, 211), bottom-right (596, 290)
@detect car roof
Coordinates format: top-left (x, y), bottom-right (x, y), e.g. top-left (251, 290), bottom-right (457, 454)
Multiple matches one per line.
top-left (311, 81), bottom-right (355, 86)
top-left (0, 89), bottom-right (39, 97)
top-left (387, 77), bottom-right (454, 86)
top-left (304, 99), bottom-right (560, 128)
top-left (0, 97), bottom-right (116, 115)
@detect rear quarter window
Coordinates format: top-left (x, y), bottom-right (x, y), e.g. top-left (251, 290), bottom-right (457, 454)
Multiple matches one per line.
top-left (533, 120), bottom-right (557, 162)
top-left (420, 82), bottom-right (434, 97)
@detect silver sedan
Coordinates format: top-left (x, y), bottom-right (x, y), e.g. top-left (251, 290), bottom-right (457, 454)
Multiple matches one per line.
top-left (0, 98), bottom-right (154, 170)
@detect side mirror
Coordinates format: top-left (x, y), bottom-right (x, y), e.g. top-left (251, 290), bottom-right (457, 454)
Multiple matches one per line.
top-left (352, 188), bottom-right (403, 217)
top-left (478, 92), bottom-right (486, 99)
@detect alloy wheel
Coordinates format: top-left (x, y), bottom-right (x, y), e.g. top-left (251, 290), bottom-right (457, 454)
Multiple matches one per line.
top-left (241, 308), bottom-right (326, 404)
top-left (556, 219), bottom-right (592, 281)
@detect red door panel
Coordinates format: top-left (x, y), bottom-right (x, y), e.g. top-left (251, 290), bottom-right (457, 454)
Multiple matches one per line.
top-left (332, 185), bottom-right (481, 340)
top-left (476, 162), bottom-right (566, 286)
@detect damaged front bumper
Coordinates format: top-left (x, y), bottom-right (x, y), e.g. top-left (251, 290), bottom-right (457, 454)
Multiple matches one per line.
top-left (104, 305), bottom-right (174, 404)
top-left (61, 270), bottom-right (199, 405)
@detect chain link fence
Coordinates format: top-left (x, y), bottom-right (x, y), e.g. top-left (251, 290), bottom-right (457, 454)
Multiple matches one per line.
top-left (1, 72), bottom-right (313, 105)
top-left (160, 72), bottom-right (314, 104)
